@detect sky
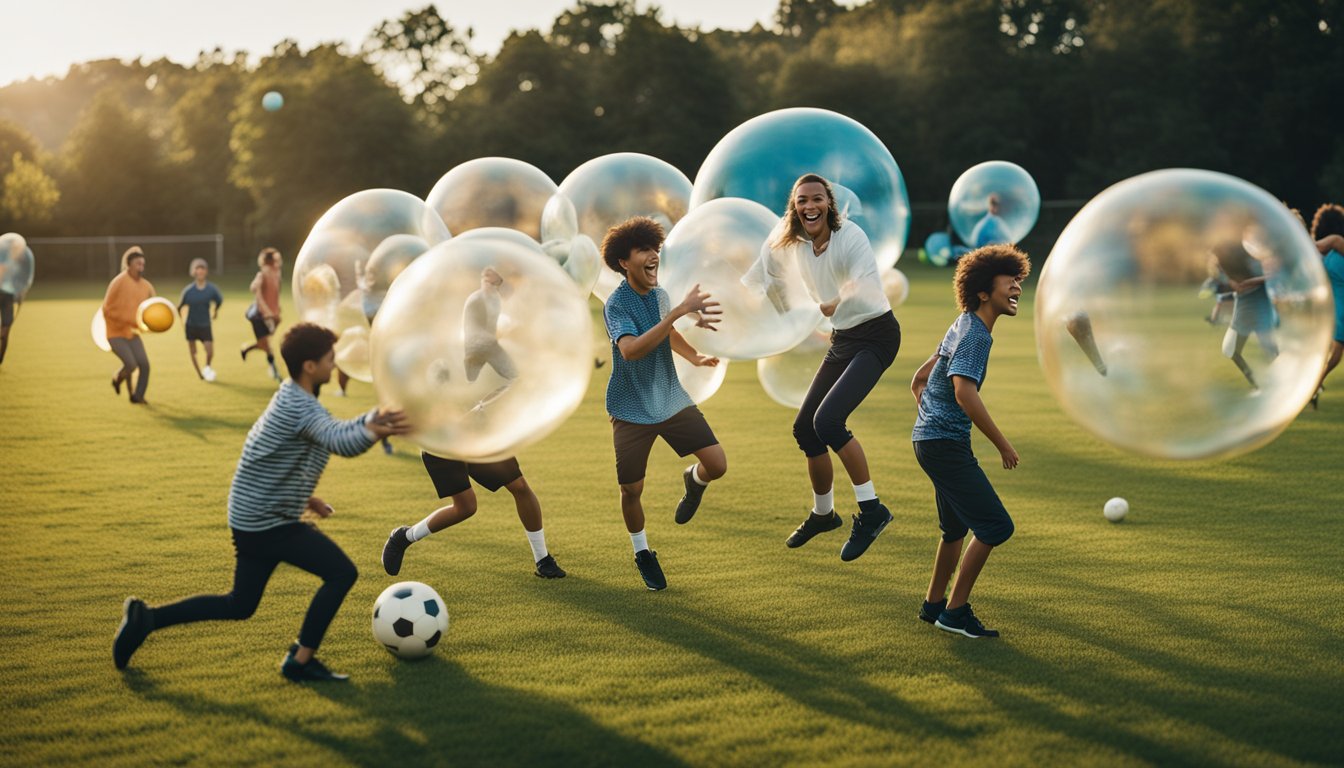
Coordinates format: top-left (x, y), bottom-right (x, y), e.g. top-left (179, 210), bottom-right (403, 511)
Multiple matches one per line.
top-left (1, 0), bottom-right (787, 88)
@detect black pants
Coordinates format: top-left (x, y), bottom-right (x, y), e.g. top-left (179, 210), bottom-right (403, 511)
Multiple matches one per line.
top-left (150, 523), bottom-right (358, 651)
top-left (109, 336), bottom-right (149, 400)
top-left (794, 312), bottom-right (901, 457)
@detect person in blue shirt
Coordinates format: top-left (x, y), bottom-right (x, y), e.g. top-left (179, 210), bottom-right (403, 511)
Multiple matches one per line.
top-left (177, 258), bottom-right (224, 381)
top-left (970, 193), bottom-right (1013, 248)
top-left (1309, 204), bottom-right (1344, 409)
top-left (910, 244), bottom-right (1030, 639)
top-left (601, 216), bottom-right (726, 591)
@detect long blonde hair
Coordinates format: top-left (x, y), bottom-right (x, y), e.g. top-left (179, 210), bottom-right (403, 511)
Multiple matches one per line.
top-left (771, 173), bottom-right (841, 250)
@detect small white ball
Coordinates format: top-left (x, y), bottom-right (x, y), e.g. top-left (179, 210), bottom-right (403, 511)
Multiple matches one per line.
top-left (1103, 497), bottom-right (1129, 522)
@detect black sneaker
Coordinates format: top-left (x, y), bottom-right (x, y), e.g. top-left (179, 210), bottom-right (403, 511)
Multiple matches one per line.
top-left (382, 526), bottom-right (412, 576)
top-left (839, 503), bottom-right (893, 562)
top-left (634, 549), bottom-right (667, 591)
top-left (934, 603), bottom-right (1000, 638)
top-left (674, 466), bottom-right (706, 524)
top-left (113, 596), bottom-right (153, 670)
top-left (280, 650), bottom-right (349, 682)
top-left (919, 598), bottom-right (947, 625)
top-left (534, 554), bottom-right (567, 579)
top-left (785, 510), bottom-right (843, 548)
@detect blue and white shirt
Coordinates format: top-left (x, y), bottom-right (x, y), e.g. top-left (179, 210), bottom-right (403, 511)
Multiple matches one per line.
top-left (603, 280), bottom-right (694, 424)
top-left (228, 380), bottom-right (376, 531)
top-left (912, 313), bottom-right (993, 442)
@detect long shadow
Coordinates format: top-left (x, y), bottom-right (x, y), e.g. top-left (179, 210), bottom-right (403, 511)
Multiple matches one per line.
top-left (148, 403), bottom-right (254, 440)
top-left (124, 657), bottom-right (685, 767)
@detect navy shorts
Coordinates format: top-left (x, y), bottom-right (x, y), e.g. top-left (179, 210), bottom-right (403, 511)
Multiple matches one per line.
top-left (185, 324), bottom-right (213, 342)
top-left (249, 312), bottom-right (275, 340)
top-left (0, 291), bottom-right (13, 327)
top-left (913, 438), bottom-right (1014, 546)
top-left (612, 406), bottom-right (718, 485)
top-left (421, 452), bottom-right (523, 497)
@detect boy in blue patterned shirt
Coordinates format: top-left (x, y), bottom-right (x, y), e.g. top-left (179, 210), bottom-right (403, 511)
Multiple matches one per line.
top-left (601, 216), bottom-right (726, 590)
top-left (910, 244), bottom-right (1030, 638)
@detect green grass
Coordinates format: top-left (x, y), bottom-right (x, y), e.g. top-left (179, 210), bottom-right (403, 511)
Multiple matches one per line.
top-left (1, 263), bottom-right (1341, 767)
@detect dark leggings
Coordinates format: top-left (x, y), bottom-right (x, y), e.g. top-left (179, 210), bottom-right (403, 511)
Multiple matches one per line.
top-left (109, 336), bottom-right (149, 399)
top-left (150, 523), bottom-right (358, 651)
top-left (793, 349), bottom-right (888, 457)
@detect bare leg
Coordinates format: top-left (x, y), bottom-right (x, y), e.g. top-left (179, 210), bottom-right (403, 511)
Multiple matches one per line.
top-left (947, 536), bottom-right (994, 610)
top-left (690, 444), bottom-right (727, 481)
top-left (806, 454), bottom-right (833, 495)
top-left (188, 340), bottom-right (203, 378)
top-left (834, 438), bottom-right (871, 486)
top-left (505, 477), bottom-right (542, 533)
top-left (204, 340), bottom-right (214, 367)
top-left (926, 538), bottom-right (964, 603)
top-left (424, 490), bottom-right (478, 532)
top-left (620, 480), bottom-right (645, 534)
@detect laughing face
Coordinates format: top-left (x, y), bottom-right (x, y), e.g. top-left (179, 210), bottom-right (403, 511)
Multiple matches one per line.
top-left (793, 181), bottom-right (832, 240)
top-left (619, 245), bottom-right (660, 293)
top-left (983, 273), bottom-right (1023, 317)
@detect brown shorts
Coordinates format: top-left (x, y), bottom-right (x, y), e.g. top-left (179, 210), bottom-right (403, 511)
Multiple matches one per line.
top-left (612, 406), bottom-right (718, 485)
top-left (421, 452), bottom-right (523, 497)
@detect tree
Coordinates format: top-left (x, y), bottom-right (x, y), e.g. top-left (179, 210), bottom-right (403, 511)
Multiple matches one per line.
top-left (1, 152), bottom-right (60, 228)
top-left (168, 63), bottom-right (252, 235)
top-left (363, 5), bottom-right (479, 121)
top-left (0, 120), bottom-right (40, 187)
top-left (57, 90), bottom-right (170, 233)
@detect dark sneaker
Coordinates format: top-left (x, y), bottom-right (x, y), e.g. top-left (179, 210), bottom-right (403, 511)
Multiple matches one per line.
top-left (919, 598), bottom-right (947, 625)
top-left (934, 603), bottom-right (1000, 638)
top-left (382, 526), bottom-right (412, 576)
top-left (785, 510), bottom-right (843, 548)
top-left (534, 554), bottom-right (567, 579)
top-left (382, 439), bottom-right (394, 455)
top-left (839, 503), bottom-right (893, 562)
top-left (111, 376), bottom-right (121, 395)
top-left (113, 597), bottom-right (153, 669)
top-left (281, 650), bottom-right (349, 682)
top-left (634, 549), bottom-right (667, 591)
top-left (240, 343), bottom-right (250, 361)
top-left (674, 466), bottom-right (706, 524)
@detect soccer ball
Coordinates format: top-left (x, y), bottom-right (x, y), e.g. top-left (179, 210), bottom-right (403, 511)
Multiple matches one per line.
top-left (1103, 497), bottom-right (1129, 523)
top-left (372, 581), bottom-right (449, 659)
top-left (137, 297), bottom-right (176, 333)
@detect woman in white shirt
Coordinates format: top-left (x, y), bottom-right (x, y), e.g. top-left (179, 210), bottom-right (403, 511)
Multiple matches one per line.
top-left (749, 174), bottom-right (902, 561)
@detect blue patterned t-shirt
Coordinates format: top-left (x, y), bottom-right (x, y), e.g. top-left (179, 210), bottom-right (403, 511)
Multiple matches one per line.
top-left (912, 313), bottom-right (993, 442)
top-left (604, 280), bottom-right (694, 424)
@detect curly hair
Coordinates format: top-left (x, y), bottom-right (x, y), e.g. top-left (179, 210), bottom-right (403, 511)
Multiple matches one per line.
top-left (601, 216), bottom-right (665, 274)
top-left (954, 244), bottom-right (1031, 313)
top-left (280, 322), bottom-right (336, 380)
top-left (1310, 203), bottom-right (1344, 240)
top-left (771, 173), bottom-right (842, 250)
top-left (257, 247), bottom-right (282, 268)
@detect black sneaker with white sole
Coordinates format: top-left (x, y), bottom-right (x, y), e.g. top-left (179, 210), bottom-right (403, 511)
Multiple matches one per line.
top-left (382, 526), bottom-right (412, 576)
top-left (785, 510), bottom-right (843, 548)
top-left (634, 549), bottom-right (667, 591)
top-left (280, 647), bottom-right (350, 682)
top-left (839, 502), bottom-right (893, 562)
top-left (534, 554), bottom-right (567, 579)
top-left (919, 598), bottom-right (947, 625)
top-left (934, 603), bottom-right (1000, 638)
top-left (674, 467), bottom-right (706, 524)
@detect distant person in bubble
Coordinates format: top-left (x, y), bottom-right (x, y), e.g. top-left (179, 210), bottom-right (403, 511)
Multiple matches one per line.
top-left (746, 173), bottom-right (901, 561)
top-left (970, 193), bottom-right (1012, 248)
top-left (0, 248), bottom-right (27, 367)
top-left (101, 246), bottom-right (155, 404)
top-left (177, 258), bottom-right (223, 381)
top-left (1309, 203), bottom-right (1344, 408)
top-left (1213, 240), bottom-right (1278, 391)
top-left (242, 247), bottom-right (283, 381)
top-left (463, 266), bottom-right (518, 411)
top-left (1199, 257), bottom-right (1235, 326)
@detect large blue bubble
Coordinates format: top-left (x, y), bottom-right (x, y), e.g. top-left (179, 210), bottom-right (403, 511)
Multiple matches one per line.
top-left (948, 161), bottom-right (1040, 247)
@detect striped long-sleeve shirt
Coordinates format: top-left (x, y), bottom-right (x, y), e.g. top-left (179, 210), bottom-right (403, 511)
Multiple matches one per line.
top-left (228, 380), bottom-right (376, 532)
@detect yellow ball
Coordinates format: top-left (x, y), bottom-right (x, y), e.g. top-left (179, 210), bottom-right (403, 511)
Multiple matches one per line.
top-left (138, 297), bottom-right (176, 333)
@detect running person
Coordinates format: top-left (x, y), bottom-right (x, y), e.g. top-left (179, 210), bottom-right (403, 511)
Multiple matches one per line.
top-left (746, 173), bottom-right (901, 561)
top-left (1309, 204), bottom-right (1344, 408)
top-left (242, 247), bottom-right (283, 380)
top-left (178, 258), bottom-right (223, 381)
top-left (381, 454), bottom-right (565, 579)
top-left (602, 216), bottom-right (726, 591)
top-left (1213, 240), bottom-right (1278, 391)
top-left (101, 246), bottom-right (155, 404)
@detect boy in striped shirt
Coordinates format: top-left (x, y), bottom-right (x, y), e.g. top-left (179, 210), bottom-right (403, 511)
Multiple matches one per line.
top-left (113, 323), bottom-right (410, 681)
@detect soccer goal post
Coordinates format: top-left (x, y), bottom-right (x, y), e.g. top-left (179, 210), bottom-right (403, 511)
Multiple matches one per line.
top-left (24, 234), bottom-right (225, 280)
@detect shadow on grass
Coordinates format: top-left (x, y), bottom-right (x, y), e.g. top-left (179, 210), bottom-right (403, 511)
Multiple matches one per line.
top-left (124, 657), bottom-right (685, 767)
top-left (147, 402), bottom-right (255, 440)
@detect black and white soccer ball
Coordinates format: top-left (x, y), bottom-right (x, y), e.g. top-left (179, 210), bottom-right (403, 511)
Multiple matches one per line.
top-left (372, 581), bottom-right (450, 659)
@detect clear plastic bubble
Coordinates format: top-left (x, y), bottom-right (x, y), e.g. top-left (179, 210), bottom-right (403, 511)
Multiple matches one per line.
top-left (369, 237), bottom-right (593, 462)
top-left (882, 268), bottom-right (910, 307)
top-left (539, 193), bottom-right (603, 296)
top-left (690, 108), bottom-right (910, 273)
top-left (552, 153), bottom-right (692, 301)
top-left (1036, 168), bottom-right (1333, 460)
top-left (660, 197), bottom-right (819, 360)
top-left (361, 234), bottom-right (432, 320)
top-left (426, 157), bottom-right (557, 241)
top-left (454, 226), bottom-right (549, 255)
top-left (0, 233), bottom-right (34, 296)
top-left (91, 308), bottom-right (110, 352)
top-left (674, 355), bottom-right (728, 405)
top-left (756, 328), bottom-right (830, 409)
top-left (948, 161), bottom-right (1041, 247)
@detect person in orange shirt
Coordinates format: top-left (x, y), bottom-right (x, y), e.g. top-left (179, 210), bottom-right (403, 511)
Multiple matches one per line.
top-left (242, 247), bottom-right (283, 380)
top-left (101, 246), bottom-right (155, 404)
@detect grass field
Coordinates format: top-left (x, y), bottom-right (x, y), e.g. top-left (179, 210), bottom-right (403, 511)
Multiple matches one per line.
top-left (1, 262), bottom-right (1341, 767)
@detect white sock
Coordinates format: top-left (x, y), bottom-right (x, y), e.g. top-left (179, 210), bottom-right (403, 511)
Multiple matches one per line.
top-left (526, 528), bottom-right (549, 563)
top-left (813, 488), bottom-right (834, 516)
top-left (630, 529), bottom-right (649, 554)
top-left (853, 481), bottom-right (877, 504)
top-left (688, 464), bottom-right (709, 486)
top-left (407, 517), bottom-right (434, 543)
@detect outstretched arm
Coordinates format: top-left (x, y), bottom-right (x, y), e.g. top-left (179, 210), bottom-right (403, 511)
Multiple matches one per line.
top-left (670, 329), bottom-right (719, 367)
top-left (616, 284), bottom-right (720, 361)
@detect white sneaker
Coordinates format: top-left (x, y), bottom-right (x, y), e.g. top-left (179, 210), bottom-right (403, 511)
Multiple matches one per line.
top-left (202, 366), bottom-right (216, 382)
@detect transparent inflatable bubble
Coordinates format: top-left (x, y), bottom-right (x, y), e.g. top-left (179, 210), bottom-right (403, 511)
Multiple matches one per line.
top-left (539, 193), bottom-right (603, 296)
top-left (756, 328), bottom-right (830, 409)
top-left (0, 233), bottom-right (34, 296)
top-left (674, 355), bottom-right (728, 405)
top-left (454, 226), bottom-right (548, 254)
top-left (333, 292), bottom-right (373, 382)
top-left (369, 237), bottom-right (593, 462)
top-left (948, 161), bottom-right (1041, 247)
top-left (1036, 168), bottom-right (1333, 460)
top-left (690, 108), bottom-right (910, 273)
top-left (660, 197), bottom-right (819, 360)
top-left (883, 268), bottom-right (910, 307)
top-left (91, 308), bottom-right (111, 352)
top-left (426, 157), bottom-right (556, 241)
top-left (293, 190), bottom-right (450, 375)
top-left (553, 153), bottom-right (692, 301)
top-left (922, 231), bottom-right (954, 268)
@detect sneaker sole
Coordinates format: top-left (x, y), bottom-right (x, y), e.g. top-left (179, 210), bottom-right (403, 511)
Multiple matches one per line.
top-left (933, 619), bottom-right (995, 639)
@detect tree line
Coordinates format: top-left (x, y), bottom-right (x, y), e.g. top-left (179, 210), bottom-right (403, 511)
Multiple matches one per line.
top-left (0, 0), bottom-right (1340, 271)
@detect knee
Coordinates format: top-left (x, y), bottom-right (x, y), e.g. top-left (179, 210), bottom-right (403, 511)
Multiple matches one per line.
top-left (619, 482), bottom-right (643, 502)
top-left (228, 594), bottom-right (262, 620)
top-left (982, 517), bottom-right (1014, 547)
top-left (330, 562), bottom-right (359, 592)
top-left (792, 418), bottom-right (824, 456)
top-left (812, 411), bottom-right (848, 449)
top-left (699, 455), bottom-right (726, 481)
top-left (505, 477), bottom-right (530, 496)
